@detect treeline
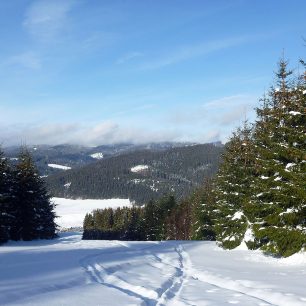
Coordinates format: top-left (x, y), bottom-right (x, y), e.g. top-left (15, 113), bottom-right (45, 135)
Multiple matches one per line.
top-left (83, 195), bottom-right (193, 241)
top-left (83, 58), bottom-right (306, 258)
top-left (0, 147), bottom-right (57, 244)
top-left (46, 143), bottom-right (223, 204)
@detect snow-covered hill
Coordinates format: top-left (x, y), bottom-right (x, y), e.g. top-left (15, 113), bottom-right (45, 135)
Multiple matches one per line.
top-left (0, 232), bottom-right (305, 306)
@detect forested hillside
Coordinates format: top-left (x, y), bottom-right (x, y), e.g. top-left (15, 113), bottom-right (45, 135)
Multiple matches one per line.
top-left (3, 142), bottom-right (199, 176)
top-left (46, 143), bottom-right (223, 204)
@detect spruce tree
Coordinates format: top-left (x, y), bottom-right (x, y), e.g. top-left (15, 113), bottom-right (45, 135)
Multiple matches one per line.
top-left (143, 200), bottom-right (160, 240)
top-left (157, 195), bottom-right (177, 240)
top-left (192, 179), bottom-right (217, 241)
top-left (250, 59), bottom-right (306, 256)
top-left (0, 149), bottom-right (14, 243)
top-left (214, 121), bottom-right (255, 249)
top-left (12, 147), bottom-right (57, 241)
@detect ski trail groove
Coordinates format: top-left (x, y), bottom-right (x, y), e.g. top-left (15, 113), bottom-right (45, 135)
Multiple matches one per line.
top-left (155, 244), bottom-right (189, 306)
top-left (80, 248), bottom-right (159, 305)
top-left (80, 242), bottom-right (191, 306)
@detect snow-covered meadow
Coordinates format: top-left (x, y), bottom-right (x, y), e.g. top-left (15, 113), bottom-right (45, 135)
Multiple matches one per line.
top-left (1, 232), bottom-right (305, 306)
top-left (53, 198), bottom-right (131, 228)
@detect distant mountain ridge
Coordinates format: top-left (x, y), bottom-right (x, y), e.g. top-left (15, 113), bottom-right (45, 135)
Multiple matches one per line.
top-left (45, 143), bottom-right (223, 204)
top-left (3, 142), bottom-right (201, 176)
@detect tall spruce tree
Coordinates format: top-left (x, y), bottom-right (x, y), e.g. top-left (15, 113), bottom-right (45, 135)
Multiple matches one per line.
top-left (250, 59), bottom-right (306, 256)
top-left (12, 147), bottom-right (57, 241)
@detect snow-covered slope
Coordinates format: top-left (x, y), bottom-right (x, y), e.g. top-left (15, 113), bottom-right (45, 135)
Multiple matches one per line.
top-left (130, 165), bottom-right (149, 172)
top-left (90, 152), bottom-right (104, 159)
top-left (53, 198), bottom-right (131, 228)
top-left (48, 164), bottom-right (71, 170)
top-left (0, 232), bottom-right (305, 306)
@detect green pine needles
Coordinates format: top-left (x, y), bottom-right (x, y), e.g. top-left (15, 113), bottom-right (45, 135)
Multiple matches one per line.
top-left (0, 147), bottom-right (57, 243)
top-left (213, 58), bottom-right (306, 257)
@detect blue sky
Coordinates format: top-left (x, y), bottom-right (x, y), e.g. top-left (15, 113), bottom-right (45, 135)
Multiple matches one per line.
top-left (0, 0), bottom-right (305, 146)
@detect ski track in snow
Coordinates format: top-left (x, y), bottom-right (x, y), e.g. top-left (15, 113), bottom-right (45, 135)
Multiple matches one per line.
top-left (80, 242), bottom-right (303, 306)
top-left (80, 242), bottom-right (188, 306)
top-left (1, 233), bottom-right (305, 306)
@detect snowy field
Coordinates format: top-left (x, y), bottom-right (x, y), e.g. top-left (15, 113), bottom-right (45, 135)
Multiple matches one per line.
top-left (53, 198), bottom-right (131, 228)
top-left (1, 232), bottom-right (305, 306)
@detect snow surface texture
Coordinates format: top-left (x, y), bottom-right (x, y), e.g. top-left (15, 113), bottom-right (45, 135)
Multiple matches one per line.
top-left (48, 164), bottom-right (71, 170)
top-left (53, 198), bottom-right (131, 228)
top-left (1, 232), bottom-right (305, 306)
top-left (90, 153), bottom-right (104, 159)
top-left (131, 165), bottom-right (149, 172)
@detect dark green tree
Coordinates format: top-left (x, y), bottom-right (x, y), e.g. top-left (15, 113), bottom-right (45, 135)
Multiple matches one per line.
top-left (250, 59), bottom-right (306, 256)
top-left (143, 200), bottom-right (160, 240)
top-left (0, 148), bottom-right (14, 243)
top-left (214, 121), bottom-right (256, 249)
top-left (11, 147), bottom-right (57, 241)
top-left (192, 179), bottom-right (217, 241)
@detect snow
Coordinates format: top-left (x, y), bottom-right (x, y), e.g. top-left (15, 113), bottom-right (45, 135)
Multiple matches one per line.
top-left (52, 198), bottom-right (131, 229)
top-left (279, 207), bottom-right (297, 216)
top-left (131, 178), bottom-right (145, 184)
top-left (48, 164), bottom-right (71, 170)
top-left (1, 232), bottom-right (305, 306)
top-left (289, 111), bottom-right (301, 115)
top-left (130, 165), bottom-right (149, 173)
top-left (64, 182), bottom-right (71, 188)
top-left (285, 163), bottom-right (296, 172)
top-left (90, 152), bottom-right (104, 159)
top-left (231, 211), bottom-right (243, 220)
top-left (244, 227), bottom-right (255, 242)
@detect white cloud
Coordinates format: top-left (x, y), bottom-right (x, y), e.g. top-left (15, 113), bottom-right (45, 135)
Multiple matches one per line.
top-left (23, 0), bottom-right (76, 42)
top-left (0, 121), bottom-right (182, 147)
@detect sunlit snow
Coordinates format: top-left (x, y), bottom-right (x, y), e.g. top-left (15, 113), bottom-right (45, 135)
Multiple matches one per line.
top-left (231, 211), bottom-right (243, 220)
top-left (131, 165), bottom-right (149, 172)
top-left (0, 232), bottom-right (305, 306)
top-left (48, 164), bottom-right (71, 170)
top-left (289, 111), bottom-right (301, 115)
top-left (90, 153), bottom-right (104, 159)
